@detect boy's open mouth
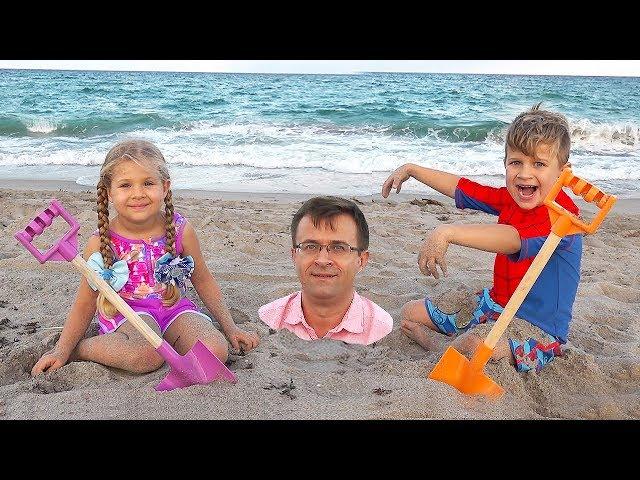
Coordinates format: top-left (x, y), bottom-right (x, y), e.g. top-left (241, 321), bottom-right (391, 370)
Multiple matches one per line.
top-left (516, 184), bottom-right (538, 198)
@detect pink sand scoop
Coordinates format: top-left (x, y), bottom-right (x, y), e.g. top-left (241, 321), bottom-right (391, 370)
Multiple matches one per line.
top-left (15, 199), bottom-right (237, 391)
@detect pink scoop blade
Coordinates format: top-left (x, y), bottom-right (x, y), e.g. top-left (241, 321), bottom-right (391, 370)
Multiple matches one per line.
top-left (154, 340), bottom-right (238, 392)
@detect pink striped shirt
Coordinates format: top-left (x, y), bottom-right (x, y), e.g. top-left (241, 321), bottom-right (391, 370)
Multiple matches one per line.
top-left (258, 291), bottom-right (393, 345)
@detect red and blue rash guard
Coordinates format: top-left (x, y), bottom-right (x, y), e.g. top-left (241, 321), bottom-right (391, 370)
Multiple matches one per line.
top-left (454, 178), bottom-right (582, 343)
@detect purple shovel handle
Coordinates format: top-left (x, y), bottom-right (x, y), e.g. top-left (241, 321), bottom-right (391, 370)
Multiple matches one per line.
top-left (14, 199), bottom-right (80, 263)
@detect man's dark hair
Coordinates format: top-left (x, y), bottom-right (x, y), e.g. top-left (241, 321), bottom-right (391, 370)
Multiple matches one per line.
top-left (291, 196), bottom-right (370, 250)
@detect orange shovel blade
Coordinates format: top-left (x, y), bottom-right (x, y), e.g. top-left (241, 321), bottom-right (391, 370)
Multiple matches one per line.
top-left (428, 346), bottom-right (505, 398)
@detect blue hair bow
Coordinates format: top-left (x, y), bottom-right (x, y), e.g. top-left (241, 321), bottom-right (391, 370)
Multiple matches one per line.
top-left (87, 252), bottom-right (129, 292)
top-left (154, 253), bottom-right (195, 293)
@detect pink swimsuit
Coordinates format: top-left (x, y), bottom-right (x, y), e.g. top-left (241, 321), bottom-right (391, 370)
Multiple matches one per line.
top-left (95, 213), bottom-right (207, 335)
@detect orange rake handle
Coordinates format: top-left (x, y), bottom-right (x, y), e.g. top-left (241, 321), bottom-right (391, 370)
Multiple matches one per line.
top-left (545, 167), bottom-right (617, 236)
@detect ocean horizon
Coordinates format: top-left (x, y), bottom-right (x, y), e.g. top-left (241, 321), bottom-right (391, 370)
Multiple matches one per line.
top-left (1, 69), bottom-right (638, 197)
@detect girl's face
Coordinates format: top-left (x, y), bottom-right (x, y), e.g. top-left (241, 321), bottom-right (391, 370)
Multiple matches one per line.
top-left (107, 159), bottom-right (170, 223)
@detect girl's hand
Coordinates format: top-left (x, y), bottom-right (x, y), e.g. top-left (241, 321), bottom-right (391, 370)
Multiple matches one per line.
top-left (31, 345), bottom-right (70, 376)
top-left (225, 326), bottom-right (259, 352)
top-left (418, 226), bottom-right (452, 279)
top-left (381, 164), bottom-right (413, 198)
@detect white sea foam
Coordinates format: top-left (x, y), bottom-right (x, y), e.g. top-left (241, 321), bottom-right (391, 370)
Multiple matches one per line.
top-left (1, 119), bottom-right (638, 195)
top-left (570, 119), bottom-right (639, 152)
top-left (25, 119), bottom-right (57, 134)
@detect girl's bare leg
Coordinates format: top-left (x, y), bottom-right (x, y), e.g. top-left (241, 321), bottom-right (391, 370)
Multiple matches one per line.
top-left (162, 313), bottom-right (229, 363)
top-left (70, 315), bottom-right (164, 373)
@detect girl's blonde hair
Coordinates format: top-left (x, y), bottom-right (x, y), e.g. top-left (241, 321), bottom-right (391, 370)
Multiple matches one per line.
top-left (96, 139), bottom-right (180, 319)
top-left (505, 103), bottom-right (571, 166)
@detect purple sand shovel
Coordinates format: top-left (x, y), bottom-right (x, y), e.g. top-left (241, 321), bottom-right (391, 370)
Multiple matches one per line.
top-left (15, 199), bottom-right (237, 391)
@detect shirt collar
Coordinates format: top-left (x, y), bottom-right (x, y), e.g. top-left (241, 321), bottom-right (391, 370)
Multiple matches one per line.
top-left (283, 291), bottom-right (307, 326)
top-left (285, 290), bottom-right (365, 335)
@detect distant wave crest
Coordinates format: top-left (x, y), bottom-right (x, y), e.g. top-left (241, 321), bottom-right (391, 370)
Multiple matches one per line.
top-left (570, 118), bottom-right (639, 148)
top-left (0, 113), bottom-right (175, 138)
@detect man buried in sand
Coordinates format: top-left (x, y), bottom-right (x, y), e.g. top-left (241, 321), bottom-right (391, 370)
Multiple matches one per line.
top-left (259, 196), bottom-right (393, 345)
top-left (382, 104), bottom-right (583, 373)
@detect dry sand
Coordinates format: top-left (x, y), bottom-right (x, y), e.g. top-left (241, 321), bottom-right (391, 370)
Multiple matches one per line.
top-left (0, 182), bottom-right (638, 420)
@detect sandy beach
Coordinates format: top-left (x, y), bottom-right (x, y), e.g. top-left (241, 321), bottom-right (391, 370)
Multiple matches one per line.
top-left (0, 182), bottom-right (638, 420)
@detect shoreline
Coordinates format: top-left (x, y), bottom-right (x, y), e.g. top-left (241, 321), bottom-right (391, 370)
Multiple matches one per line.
top-left (1, 178), bottom-right (639, 215)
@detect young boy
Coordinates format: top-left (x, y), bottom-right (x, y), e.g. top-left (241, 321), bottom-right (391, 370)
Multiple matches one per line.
top-left (382, 104), bottom-right (582, 372)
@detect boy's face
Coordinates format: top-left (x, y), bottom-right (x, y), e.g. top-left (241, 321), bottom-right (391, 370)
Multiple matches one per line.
top-left (505, 144), bottom-right (564, 210)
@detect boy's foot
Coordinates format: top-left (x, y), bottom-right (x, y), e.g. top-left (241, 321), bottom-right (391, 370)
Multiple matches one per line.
top-left (401, 321), bottom-right (437, 350)
top-left (451, 331), bottom-right (514, 365)
top-left (451, 332), bottom-right (481, 356)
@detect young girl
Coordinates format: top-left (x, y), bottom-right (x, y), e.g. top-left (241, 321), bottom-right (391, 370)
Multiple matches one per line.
top-left (31, 139), bottom-right (259, 376)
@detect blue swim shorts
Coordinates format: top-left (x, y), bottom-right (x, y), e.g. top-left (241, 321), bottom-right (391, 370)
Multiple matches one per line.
top-left (425, 288), bottom-right (563, 372)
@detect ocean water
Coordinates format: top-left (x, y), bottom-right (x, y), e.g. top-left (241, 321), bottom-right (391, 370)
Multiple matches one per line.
top-left (1, 69), bottom-right (638, 197)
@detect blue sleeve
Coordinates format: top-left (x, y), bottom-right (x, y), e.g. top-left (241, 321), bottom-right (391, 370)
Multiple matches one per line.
top-left (454, 188), bottom-right (499, 216)
top-left (508, 234), bottom-right (582, 262)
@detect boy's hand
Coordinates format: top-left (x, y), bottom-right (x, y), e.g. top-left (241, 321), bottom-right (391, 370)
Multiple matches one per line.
top-left (418, 226), bottom-right (451, 279)
top-left (31, 345), bottom-right (70, 376)
top-left (382, 164), bottom-right (412, 197)
top-left (225, 326), bottom-right (259, 352)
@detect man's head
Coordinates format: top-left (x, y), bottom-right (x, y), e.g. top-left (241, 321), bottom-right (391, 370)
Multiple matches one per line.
top-left (504, 103), bottom-right (571, 209)
top-left (290, 196), bottom-right (370, 300)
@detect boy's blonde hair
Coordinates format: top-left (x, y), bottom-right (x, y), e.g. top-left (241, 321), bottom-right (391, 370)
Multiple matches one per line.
top-left (96, 139), bottom-right (180, 319)
top-left (505, 103), bottom-right (571, 166)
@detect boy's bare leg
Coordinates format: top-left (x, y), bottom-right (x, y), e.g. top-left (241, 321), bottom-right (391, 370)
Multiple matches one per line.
top-left (400, 300), bottom-right (441, 350)
top-left (162, 313), bottom-right (229, 363)
top-left (400, 297), bottom-right (516, 365)
top-left (70, 315), bottom-right (165, 373)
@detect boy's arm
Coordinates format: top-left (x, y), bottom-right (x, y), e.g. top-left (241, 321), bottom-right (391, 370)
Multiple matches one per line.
top-left (454, 178), bottom-right (508, 215)
top-left (32, 237), bottom-right (100, 375)
top-left (382, 163), bottom-right (460, 199)
top-left (443, 224), bottom-right (521, 254)
top-left (508, 234), bottom-right (582, 262)
top-left (181, 223), bottom-right (259, 351)
top-left (418, 223), bottom-right (521, 279)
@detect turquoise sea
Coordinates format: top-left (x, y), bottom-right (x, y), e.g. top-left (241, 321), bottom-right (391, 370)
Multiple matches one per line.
top-left (1, 69), bottom-right (638, 196)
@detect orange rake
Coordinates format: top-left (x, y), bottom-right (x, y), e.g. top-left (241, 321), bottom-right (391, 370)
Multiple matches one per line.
top-left (428, 168), bottom-right (617, 397)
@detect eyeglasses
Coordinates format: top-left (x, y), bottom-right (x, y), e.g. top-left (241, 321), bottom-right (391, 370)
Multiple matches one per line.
top-left (294, 242), bottom-right (363, 257)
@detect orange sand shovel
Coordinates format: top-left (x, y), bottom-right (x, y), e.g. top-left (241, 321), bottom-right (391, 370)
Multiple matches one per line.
top-left (428, 168), bottom-right (617, 397)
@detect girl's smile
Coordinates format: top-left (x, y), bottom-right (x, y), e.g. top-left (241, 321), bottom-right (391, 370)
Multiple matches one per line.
top-left (107, 159), bottom-right (169, 225)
